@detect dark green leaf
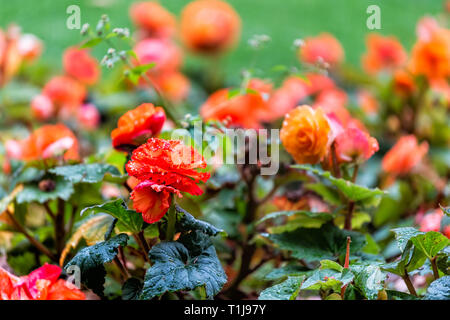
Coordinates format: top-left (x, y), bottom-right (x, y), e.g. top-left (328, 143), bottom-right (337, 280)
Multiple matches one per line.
top-left (264, 265), bottom-right (311, 281)
top-left (65, 234), bottom-right (128, 296)
top-left (140, 240), bottom-right (227, 300)
top-left (176, 205), bottom-right (226, 237)
top-left (301, 268), bottom-right (353, 291)
top-left (122, 278), bottom-right (143, 300)
top-left (386, 290), bottom-right (419, 300)
top-left (350, 264), bottom-right (386, 300)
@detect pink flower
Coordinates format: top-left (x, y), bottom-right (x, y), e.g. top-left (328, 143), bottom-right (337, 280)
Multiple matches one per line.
top-left (334, 126), bottom-right (379, 163)
top-left (419, 209), bottom-right (443, 232)
top-left (31, 94), bottom-right (54, 120)
top-left (77, 103), bottom-right (100, 131)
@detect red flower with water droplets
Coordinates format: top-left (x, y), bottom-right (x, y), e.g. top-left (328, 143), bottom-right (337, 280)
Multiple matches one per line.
top-left (126, 138), bottom-right (210, 223)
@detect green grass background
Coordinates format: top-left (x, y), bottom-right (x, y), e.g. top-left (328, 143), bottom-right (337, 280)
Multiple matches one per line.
top-left (0, 0), bottom-right (444, 77)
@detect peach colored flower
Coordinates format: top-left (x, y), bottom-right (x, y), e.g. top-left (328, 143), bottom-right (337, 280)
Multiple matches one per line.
top-left (6, 124), bottom-right (80, 162)
top-left (381, 135), bottom-right (428, 175)
top-left (153, 71), bottom-right (190, 102)
top-left (180, 0), bottom-right (241, 54)
top-left (362, 33), bottom-right (407, 74)
top-left (334, 126), bottom-right (379, 164)
top-left (63, 47), bottom-right (100, 85)
top-left (298, 33), bottom-right (344, 67)
top-left (129, 1), bottom-right (177, 39)
top-left (280, 105), bottom-right (332, 164)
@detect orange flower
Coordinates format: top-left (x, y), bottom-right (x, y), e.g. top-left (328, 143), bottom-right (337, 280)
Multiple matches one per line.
top-left (42, 76), bottom-right (86, 107)
top-left (362, 33), bottom-right (407, 74)
top-left (5, 124), bottom-right (80, 162)
top-left (334, 126), bottom-right (379, 164)
top-left (409, 28), bottom-right (450, 81)
top-left (280, 105), bottom-right (332, 164)
top-left (111, 103), bottom-right (166, 150)
top-left (126, 138), bottom-right (210, 223)
top-left (63, 47), bottom-right (100, 85)
top-left (393, 69), bottom-right (416, 96)
top-left (313, 88), bottom-right (351, 126)
top-left (200, 78), bottom-right (271, 128)
top-left (0, 263), bottom-right (85, 300)
top-left (133, 38), bottom-right (182, 74)
top-left (298, 33), bottom-right (344, 67)
top-left (129, 1), bottom-right (177, 39)
top-left (180, 0), bottom-right (241, 54)
top-left (153, 71), bottom-right (190, 102)
top-left (381, 135), bottom-right (428, 175)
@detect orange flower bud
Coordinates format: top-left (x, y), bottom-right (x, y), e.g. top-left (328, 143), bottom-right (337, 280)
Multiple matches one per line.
top-left (334, 126), bottom-right (379, 164)
top-left (280, 105), bottom-right (332, 164)
top-left (382, 135), bottom-right (428, 175)
top-left (180, 0), bottom-right (241, 55)
top-left (153, 71), bottom-right (190, 102)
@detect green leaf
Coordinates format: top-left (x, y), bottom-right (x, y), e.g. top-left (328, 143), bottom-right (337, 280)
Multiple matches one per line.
top-left (122, 278), bottom-right (143, 300)
top-left (130, 63), bottom-right (155, 76)
top-left (301, 268), bottom-right (353, 292)
top-left (176, 205), bottom-right (226, 237)
top-left (65, 234), bottom-right (129, 297)
top-left (140, 240), bottom-right (227, 300)
top-left (258, 210), bottom-right (333, 224)
top-left (304, 183), bottom-right (341, 205)
top-left (10, 167), bottom-right (45, 189)
top-left (292, 165), bottom-right (385, 203)
top-left (350, 264), bottom-right (386, 300)
top-left (259, 276), bottom-right (305, 300)
top-left (262, 223), bottom-right (366, 262)
top-left (81, 199), bottom-right (143, 233)
top-left (16, 176), bottom-right (74, 204)
top-left (80, 37), bottom-right (103, 48)
top-left (391, 227), bottom-right (423, 252)
top-left (381, 241), bottom-right (427, 276)
top-left (49, 163), bottom-right (121, 184)
top-left (423, 276), bottom-right (450, 300)
top-left (264, 265), bottom-right (311, 281)
top-left (410, 231), bottom-right (450, 259)
top-left (320, 259), bottom-right (343, 272)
